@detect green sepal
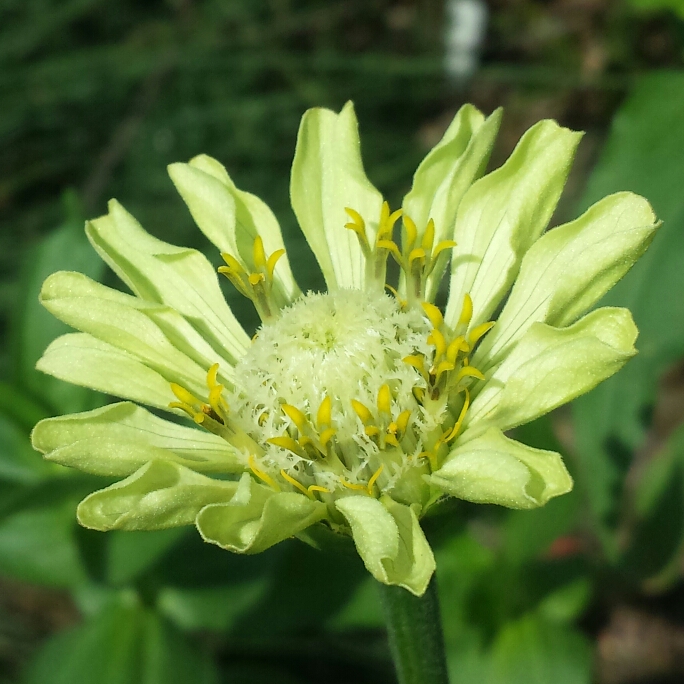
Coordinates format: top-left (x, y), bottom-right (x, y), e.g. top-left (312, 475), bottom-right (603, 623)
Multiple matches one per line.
top-left (428, 427), bottom-right (572, 509)
top-left (335, 496), bottom-right (435, 597)
top-left (32, 402), bottom-right (244, 477)
top-left (196, 473), bottom-right (327, 554)
top-left (77, 460), bottom-right (239, 531)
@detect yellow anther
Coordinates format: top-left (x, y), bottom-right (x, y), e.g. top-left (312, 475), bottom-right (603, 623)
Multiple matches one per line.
top-left (308, 484), bottom-right (331, 495)
top-left (421, 302), bottom-right (443, 329)
top-left (455, 366), bottom-right (485, 383)
top-left (168, 401), bottom-right (192, 415)
top-left (385, 284), bottom-right (408, 308)
top-left (421, 218), bottom-right (435, 252)
top-left (365, 426), bottom-right (381, 438)
top-left (367, 464), bottom-right (384, 495)
top-left (403, 215), bottom-right (418, 251)
top-left (396, 410), bottom-right (411, 435)
top-left (267, 435), bottom-right (306, 458)
top-left (384, 434), bottom-right (400, 448)
top-left (447, 335), bottom-right (469, 364)
top-left (344, 207), bottom-right (368, 248)
top-left (459, 293), bottom-right (473, 326)
top-left (468, 321), bottom-right (495, 347)
top-left (220, 252), bottom-right (244, 273)
top-left (258, 410), bottom-right (269, 426)
top-left (377, 384), bottom-right (392, 415)
top-left (206, 363), bottom-right (220, 389)
top-left (170, 383), bottom-right (200, 407)
top-left (351, 399), bottom-right (374, 425)
top-left (248, 272), bottom-right (265, 286)
top-left (408, 247), bottom-right (426, 265)
top-left (249, 455), bottom-right (281, 492)
top-left (317, 396), bottom-right (332, 429)
top-left (282, 404), bottom-right (308, 432)
top-left (208, 384), bottom-right (226, 416)
top-left (387, 421), bottom-right (398, 435)
top-left (253, 235), bottom-right (267, 271)
top-left (434, 360), bottom-right (455, 380)
top-left (340, 478), bottom-right (367, 492)
top-left (319, 428), bottom-right (336, 448)
top-left (445, 388), bottom-right (470, 443)
top-left (266, 249), bottom-right (285, 279)
top-left (280, 469), bottom-right (311, 498)
top-left (431, 240), bottom-right (457, 259)
top-left (193, 413), bottom-right (205, 425)
top-left (427, 328), bottom-right (447, 361)
top-left (377, 239), bottom-right (402, 261)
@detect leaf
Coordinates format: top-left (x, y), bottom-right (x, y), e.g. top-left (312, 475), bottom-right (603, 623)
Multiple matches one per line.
top-left (21, 599), bottom-right (219, 684)
top-left (10, 193), bottom-right (105, 415)
top-left (572, 72), bottom-right (684, 525)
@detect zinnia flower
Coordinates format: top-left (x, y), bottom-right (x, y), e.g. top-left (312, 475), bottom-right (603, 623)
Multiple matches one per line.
top-left (32, 103), bottom-right (658, 595)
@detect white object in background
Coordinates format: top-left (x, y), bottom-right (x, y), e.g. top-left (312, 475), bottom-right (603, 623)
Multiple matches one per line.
top-left (445, 0), bottom-right (488, 82)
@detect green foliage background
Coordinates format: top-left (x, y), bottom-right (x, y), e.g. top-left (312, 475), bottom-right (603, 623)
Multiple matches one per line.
top-left (2, 1), bottom-right (684, 683)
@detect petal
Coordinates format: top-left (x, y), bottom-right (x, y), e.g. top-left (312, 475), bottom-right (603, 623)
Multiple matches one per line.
top-left (428, 427), bottom-right (572, 509)
top-left (335, 496), bottom-right (435, 596)
top-left (41, 271), bottom-right (236, 383)
top-left (196, 473), bottom-right (326, 554)
top-left (168, 155), bottom-right (300, 307)
top-left (403, 105), bottom-right (502, 301)
top-left (77, 460), bottom-right (238, 531)
top-left (40, 271), bottom-right (209, 397)
top-left (86, 200), bottom-right (249, 365)
top-left (290, 102), bottom-right (383, 290)
top-left (467, 307), bottom-right (638, 432)
top-left (445, 120), bottom-right (583, 329)
top-left (37, 333), bottom-right (176, 410)
top-left (474, 192), bottom-right (658, 372)
top-left (32, 402), bottom-right (244, 477)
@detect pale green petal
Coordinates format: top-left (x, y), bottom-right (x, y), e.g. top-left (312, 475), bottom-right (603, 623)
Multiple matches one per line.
top-left (445, 121), bottom-right (583, 329)
top-left (86, 200), bottom-right (248, 365)
top-left (290, 101), bottom-right (383, 290)
top-left (32, 402), bottom-right (244, 477)
top-left (467, 307), bottom-right (638, 431)
top-left (40, 271), bottom-right (209, 397)
top-left (335, 496), bottom-right (435, 596)
top-left (196, 473), bottom-right (326, 554)
top-left (168, 155), bottom-right (300, 306)
top-left (77, 460), bottom-right (238, 531)
top-left (403, 105), bottom-right (502, 301)
top-left (37, 333), bottom-right (175, 410)
top-left (428, 427), bottom-right (572, 509)
top-left (474, 192), bottom-right (658, 372)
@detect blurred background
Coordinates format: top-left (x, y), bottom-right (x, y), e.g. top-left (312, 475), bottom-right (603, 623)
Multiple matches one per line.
top-left (1, 1), bottom-right (684, 682)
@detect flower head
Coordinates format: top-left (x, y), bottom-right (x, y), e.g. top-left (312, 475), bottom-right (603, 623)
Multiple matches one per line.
top-left (32, 103), bottom-right (658, 595)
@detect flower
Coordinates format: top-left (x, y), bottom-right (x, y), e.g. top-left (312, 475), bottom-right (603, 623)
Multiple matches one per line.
top-left (32, 102), bottom-right (658, 596)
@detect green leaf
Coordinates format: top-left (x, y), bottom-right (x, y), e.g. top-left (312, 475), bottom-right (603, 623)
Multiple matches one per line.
top-left (22, 599), bottom-right (219, 684)
top-left (0, 497), bottom-right (87, 586)
top-left (488, 615), bottom-right (592, 684)
top-left (11, 195), bottom-right (105, 414)
top-left (572, 72), bottom-right (684, 525)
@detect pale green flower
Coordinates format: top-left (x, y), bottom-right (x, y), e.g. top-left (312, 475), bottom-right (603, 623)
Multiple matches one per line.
top-left (32, 103), bottom-right (658, 595)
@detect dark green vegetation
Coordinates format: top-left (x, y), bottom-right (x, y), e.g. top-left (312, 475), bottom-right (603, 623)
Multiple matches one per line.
top-left (2, 1), bottom-right (684, 682)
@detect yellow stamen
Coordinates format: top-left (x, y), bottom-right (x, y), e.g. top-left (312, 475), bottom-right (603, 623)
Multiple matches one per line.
top-left (280, 469), bottom-right (311, 498)
top-left (282, 404), bottom-right (308, 432)
top-left (351, 399), bottom-right (373, 425)
top-left (431, 239), bottom-right (457, 260)
top-left (170, 383), bottom-right (200, 406)
top-left (267, 435), bottom-right (306, 458)
top-left (403, 215), bottom-right (418, 251)
top-left (249, 455), bottom-right (280, 491)
top-left (377, 384), bottom-right (392, 415)
top-left (367, 464), bottom-right (384, 495)
top-left (445, 388), bottom-right (470, 443)
top-left (396, 410), bottom-right (411, 435)
top-left (468, 321), bottom-right (495, 346)
top-left (253, 235), bottom-right (267, 271)
top-left (316, 396), bottom-right (332, 429)
top-left (459, 293), bottom-right (473, 326)
top-left (248, 272), bottom-right (265, 286)
top-left (427, 328), bottom-right (447, 361)
top-left (455, 366), bottom-right (485, 383)
top-left (308, 484), bottom-right (331, 495)
top-left (340, 478), bottom-right (367, 492)
top-left (266, 249), bottom-right (285, 279)
top-left (421, 218), bottom-right (435, 252)
top-left (421, 302), bottom-right (443, 329)
top-left (319, 427), bottom-right (336, 448)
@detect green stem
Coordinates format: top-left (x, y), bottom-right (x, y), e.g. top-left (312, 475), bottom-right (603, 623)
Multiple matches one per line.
top-left (378, 576), bottom-right (450, 684)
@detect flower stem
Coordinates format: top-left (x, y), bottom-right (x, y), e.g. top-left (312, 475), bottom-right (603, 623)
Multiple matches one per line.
top-left (378, 576), bottom-right (450, 684)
